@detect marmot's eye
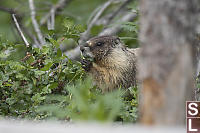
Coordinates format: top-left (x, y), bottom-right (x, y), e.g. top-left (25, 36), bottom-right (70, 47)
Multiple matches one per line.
top-left (96, 42), bottom-right (104, 46)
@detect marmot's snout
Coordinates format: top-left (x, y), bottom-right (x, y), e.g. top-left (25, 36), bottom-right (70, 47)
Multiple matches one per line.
top-left (80, 45), bottom-right (85, 52)
top-left (80, 45), bottom-right (94, 59)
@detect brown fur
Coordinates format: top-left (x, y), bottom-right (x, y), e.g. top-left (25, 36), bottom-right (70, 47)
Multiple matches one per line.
top-left (81, 36), bottom-right (138, 92)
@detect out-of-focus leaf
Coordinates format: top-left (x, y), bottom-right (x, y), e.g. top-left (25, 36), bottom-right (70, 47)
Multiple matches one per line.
top-left (49, 38), bottom-right (60, 48)
top-left (91, 25), bottom-right (104, 36)
top-left (57, 48), bottom-right (62, 58)
top-left (41, 62), bottom-right (53, 71)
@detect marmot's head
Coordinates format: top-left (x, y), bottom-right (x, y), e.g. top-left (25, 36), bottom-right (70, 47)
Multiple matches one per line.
top-left (80, 36), bottom-right (123, 61)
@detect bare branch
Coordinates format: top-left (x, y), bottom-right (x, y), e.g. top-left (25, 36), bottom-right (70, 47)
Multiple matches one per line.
top-left (64, 12), bottom-right (137, 61)
top-left (79, 0), bottom-right (114, 44)
top-left (29, 0), bottom-right (45, 45)
top-left (0, 6), bottom-right (40, 47)
top-left (0, 6), bottom-right (16, 14)
top-left (40, 0), bottom-right (72, 26)
top-left (49, 8), bottom-right (55, 30)
top-left (11, 14), bottom-right (30, 47)
top-left (78, 0), bottom-right (133, 46)
top-left (104, 0), bottom-right (133, 25)
top-left (99, 12), bottom-right (137, 36)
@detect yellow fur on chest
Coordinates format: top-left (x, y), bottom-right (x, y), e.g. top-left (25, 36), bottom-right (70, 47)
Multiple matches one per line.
top-left (92, 63), bottom-right (122, 91)
top-left (91, 50), bottom-right (129, 90)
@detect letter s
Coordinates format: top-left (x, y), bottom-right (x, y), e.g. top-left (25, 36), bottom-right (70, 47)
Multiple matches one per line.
top-left (188, 103), bottom-right (198, 116)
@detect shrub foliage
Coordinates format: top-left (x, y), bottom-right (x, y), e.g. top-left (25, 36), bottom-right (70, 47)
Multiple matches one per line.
top-left (0, 18), bottom-right (138, 122)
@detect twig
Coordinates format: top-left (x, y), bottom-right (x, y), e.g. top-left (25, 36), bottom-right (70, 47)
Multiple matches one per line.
top-left (79, 0), bottom-right (114, 44)
top-left (99, 12), bottom-right (137, 36)
top-left (86, 0), bottom-right (121, 26)
top-left (64, 12), bottom-right (137, 60)
top-left (79, 0), bottom-right (133, 46)
top-left (29, 0), bottom-right (45, 45)
top-left (0, 6), bottom-right (16, 14)
top-left (50, 8), bottom-right (55, 30)
top-left (0, 6), bottom-right (40, 47)
top-left (11, 14), bottom-right (30, 47)
top-left (95, 0), bottom-right (133, 26)
top-left (105, 0), bottom-right (133, 25)
top-left (40, 0), bottom-right (71, 25)
top-left (86, 5), bottom-right (102, 26)
top-left (47, 7), bottom-right (55, 30)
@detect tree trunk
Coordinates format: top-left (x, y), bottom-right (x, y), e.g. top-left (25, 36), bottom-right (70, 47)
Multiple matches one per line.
top-left (138, 0), bottom-right (199, 125)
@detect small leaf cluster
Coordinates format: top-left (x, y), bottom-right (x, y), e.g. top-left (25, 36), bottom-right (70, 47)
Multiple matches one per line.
top-left (63, 17), bottom-right (85, 42)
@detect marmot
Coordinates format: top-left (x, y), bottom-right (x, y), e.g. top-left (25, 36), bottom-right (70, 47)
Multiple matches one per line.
top-left (80, 36), bottom-right (139, 92)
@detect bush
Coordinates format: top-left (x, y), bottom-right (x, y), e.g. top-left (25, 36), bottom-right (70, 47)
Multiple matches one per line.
top-left (0, 19), bottom-right (138, 122)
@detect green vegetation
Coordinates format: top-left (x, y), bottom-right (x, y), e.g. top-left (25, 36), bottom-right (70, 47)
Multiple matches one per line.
top-left (0, 34), bottom-right (138, 122)
top-left (0, 0), bottom-right (138, 123)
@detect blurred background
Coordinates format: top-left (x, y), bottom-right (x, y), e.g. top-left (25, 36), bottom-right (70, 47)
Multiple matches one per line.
top-left (0, 0), bottom-right (138, 48)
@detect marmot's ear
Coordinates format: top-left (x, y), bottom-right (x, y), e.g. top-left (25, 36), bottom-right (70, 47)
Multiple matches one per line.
top-left (114, 37), bottom-right (121, 45)
top-left (112, 37), bottom-right (121, 47)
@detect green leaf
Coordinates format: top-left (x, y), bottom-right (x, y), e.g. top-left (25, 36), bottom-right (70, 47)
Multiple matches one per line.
top-left (64, 34), bottom-right (80, 42)
top-left (91, 25), bottom-right (104, 36)
top-left (41, 62), bottom-right (53, 71)
top-left (26, 55), bottom-right (35, 64)
top-left (34, 48), bottom-right (40, 53)
top-left (49, 82), bottom-right (58, 89)
top-left (197, 83), bottom-right (200, 89)
top-left (34, 70), bottom-right (46, 76)
top-left (41, 46), bottom-right (50, 54)
top-left (9, 61), bottom-right (26, 70)
top-left (75, 24), bottom-right (85, 33)
top-left (63, 17), bottom-right (74, 29)
top-left (32, 93), bottom-right (45, 104)
top-left (0, 51), bottom-right (9, 58)
top-left (49, 38), bottom-right (60, 48)
top-left (4, 83), bottom-right (12, 87)
top-left (57, 48), bottom-right (62, 58)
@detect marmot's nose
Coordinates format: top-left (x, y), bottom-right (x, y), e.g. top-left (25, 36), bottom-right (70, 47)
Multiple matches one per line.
top-left (84, 42), bottom-right (89, 47)
top-left (80, 45), bottom-right (85, 52)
